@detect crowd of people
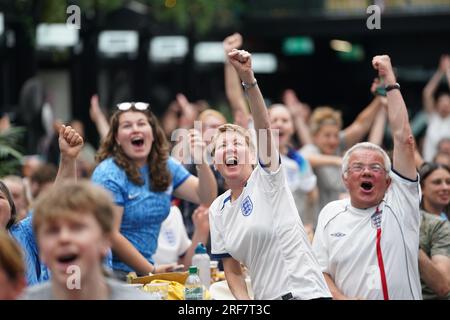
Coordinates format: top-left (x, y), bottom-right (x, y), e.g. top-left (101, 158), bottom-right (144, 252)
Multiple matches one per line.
top-left (0, 33), bottom-right (449, 300)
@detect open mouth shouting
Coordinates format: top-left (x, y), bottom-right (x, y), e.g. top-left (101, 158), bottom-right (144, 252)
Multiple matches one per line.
top-left (131, 136), bottom-right (144, 148)
top-left (55, 252), bottom-right (79, 271)
top-left (225, 156), bottom-right (239, 168)
top-left (360, 181), bottom-right (374, 193)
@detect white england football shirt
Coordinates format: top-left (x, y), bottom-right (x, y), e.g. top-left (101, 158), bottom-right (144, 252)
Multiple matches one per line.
top-left (280, 153), bottom-right (316, 193)
top-left (153, 206), bottom-right (191, 265)
top-left (209, 163), bottom-right (331, 300)
top-left (312, 170), bottom-right (422, 300)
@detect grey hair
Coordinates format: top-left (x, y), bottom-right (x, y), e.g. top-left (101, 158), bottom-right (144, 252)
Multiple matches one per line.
top-left (342, 142), bottom-right (391, 176)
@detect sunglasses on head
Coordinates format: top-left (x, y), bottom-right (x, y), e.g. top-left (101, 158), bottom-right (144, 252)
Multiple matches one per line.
top-left (116, 102), bottom-right (150, 111)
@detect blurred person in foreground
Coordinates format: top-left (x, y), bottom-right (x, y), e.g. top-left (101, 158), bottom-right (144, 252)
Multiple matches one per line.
top-left (21, 181), bottom-right (150, 300)
top-left (9, 125), bottom-right (94, 285)
top-left (0, 230), bottom-right (26, 299)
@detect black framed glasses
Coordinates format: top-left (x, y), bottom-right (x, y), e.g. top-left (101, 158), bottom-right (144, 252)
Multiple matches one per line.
top-left (116, 102), bottom-right (150, 111)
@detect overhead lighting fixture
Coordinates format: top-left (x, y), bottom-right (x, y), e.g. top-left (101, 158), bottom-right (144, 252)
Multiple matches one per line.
top-left (36, 24), bottom-right (79, 49)
top-left (330, 39), bottom-right (352, 53)
top-left (194, 42), bottom-right (225, 63)
top-left (283, 37), bottom-right (314, 56)
top-left (98, 30), bottom-right (138, 58)
top-left (252, 53), bottom-right (277, 74)
top-left (149, 36), bottom-right (188, 63)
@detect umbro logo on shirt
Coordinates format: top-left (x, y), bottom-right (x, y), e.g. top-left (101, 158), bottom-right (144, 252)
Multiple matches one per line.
top-left (330, 232), bottom-right (346, 238)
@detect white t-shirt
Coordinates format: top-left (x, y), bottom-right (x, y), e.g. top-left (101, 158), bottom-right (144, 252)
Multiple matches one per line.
top-left (281, 152), bottom-right (317, 226)
top-left (312, 170), bottom-right (422, 300)
top-left (209, 164), bottom-right (331, 300)
top-left (152, 206), bottom-right (191, 265)
top-left (423, 113), bottom-right (450, 162)
top-left (280, 153), bottom-right (316, 193)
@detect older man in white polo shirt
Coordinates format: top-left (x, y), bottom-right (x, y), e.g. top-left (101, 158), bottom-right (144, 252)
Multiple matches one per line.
top-left (312, 55), bottom-right (422, 300)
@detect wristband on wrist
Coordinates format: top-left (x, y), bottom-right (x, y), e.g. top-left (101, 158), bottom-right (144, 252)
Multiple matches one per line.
top-left (242, 79), bottom-right (257, 90)
top-left (385, 82), bottom-right (400, 92)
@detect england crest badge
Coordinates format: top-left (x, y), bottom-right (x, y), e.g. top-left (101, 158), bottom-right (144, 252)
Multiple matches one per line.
top-left (370, 207), bottom-right (382, 229)
top-left (241, 196), bottom-right (253, 216)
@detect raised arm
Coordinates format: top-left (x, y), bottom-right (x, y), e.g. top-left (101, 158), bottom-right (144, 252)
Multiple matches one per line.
top-left (173, 129), bottom-right (217, 206)
top-left (176, 93), bottom-right (197, 129)
top-left (223, 33), bottom-right (250, 128)
top-left (372, 55), bottom-right (416, 180)
top-left (343, 84), bottom-right (383, 148)
top-left (228, 49), bottom-right (279, 172)
top-left (368, 83), bottom-right (388, 147)
top-left (54, 124), bottom-right (83, 185)
top-left (305, 154), bottom-right (342, 169)
top-left (368, 108), bottom-right (387, 146)
top-left (282, 89), bottom-right (313, 146)
top-left (423, 55), bottom-right (450, 114)
top-left (89, 95), bottom-right (110, 141)
top-left (368, 78), bottom-right (388, 146)
top-left (445, 55), bottom-right (450, 88)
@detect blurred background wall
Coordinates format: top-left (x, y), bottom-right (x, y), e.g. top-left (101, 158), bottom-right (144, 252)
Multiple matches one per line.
top-left (0, 0), bottom-right (449, 150)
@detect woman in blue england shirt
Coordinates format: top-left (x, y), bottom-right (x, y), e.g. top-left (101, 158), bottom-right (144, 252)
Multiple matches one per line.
top-left (92, 103), bottom-right (217, 278)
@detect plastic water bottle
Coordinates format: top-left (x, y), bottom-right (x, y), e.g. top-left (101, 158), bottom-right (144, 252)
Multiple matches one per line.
top-left (184, 266), bottom-right (203, 300)
top-left (191, 242), bottom-right (211, 289)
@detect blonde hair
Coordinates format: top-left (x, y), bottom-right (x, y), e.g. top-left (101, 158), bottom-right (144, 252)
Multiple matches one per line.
top-left (198, 109), bottom-right (227, 124)
top-left (0, 230), bottom-right (24, 281)
top-left (210, 124), bottom-right (255, 157)
top-left (309, 106), bottom-right (342, 135)
top-left (33, 180), bottom-right (114, 235)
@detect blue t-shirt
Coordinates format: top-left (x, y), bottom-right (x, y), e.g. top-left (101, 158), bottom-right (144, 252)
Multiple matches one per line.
top-left (10, 216), bottom-right (49, 285)
top-left (91, 157), bottom-right (191, 273)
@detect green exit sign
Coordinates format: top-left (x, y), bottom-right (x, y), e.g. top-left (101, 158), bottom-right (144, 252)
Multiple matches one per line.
top-left (283, 37), bottom-right (314, 56)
